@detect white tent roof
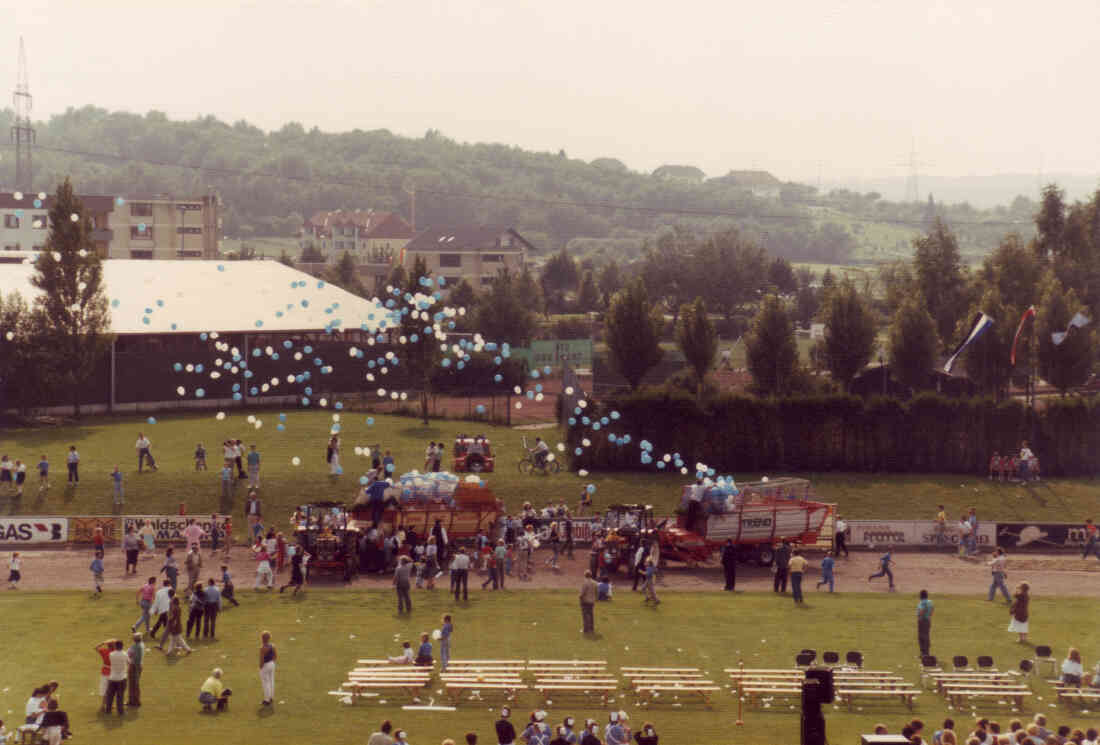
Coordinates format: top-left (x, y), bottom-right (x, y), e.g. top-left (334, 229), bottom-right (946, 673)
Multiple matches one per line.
top-left (0, 260), bottom-right (389, 335)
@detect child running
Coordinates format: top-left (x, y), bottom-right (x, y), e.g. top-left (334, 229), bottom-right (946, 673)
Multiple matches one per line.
top-left (817, 554), bottom-right (836, 592)
top-left (868, 548), bottom-right (896, 591)
top-left (90, 553), bottom-right (105, 596)
top-left (13, 460), bottom-right (26, 498)
top-left (37, 455), bottom-right (49, 495)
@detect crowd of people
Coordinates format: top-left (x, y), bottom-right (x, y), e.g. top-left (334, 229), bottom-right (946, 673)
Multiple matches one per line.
top-left (873, 713), bottom-right (1100, 745)
top-left (363, 708), bottom-right (661, 745)
top-left (989, 441), bottom-right (1041, 482)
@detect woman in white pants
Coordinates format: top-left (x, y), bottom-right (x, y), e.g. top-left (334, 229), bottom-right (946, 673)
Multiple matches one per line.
top-left (259, 631), bottom-right (277, 706)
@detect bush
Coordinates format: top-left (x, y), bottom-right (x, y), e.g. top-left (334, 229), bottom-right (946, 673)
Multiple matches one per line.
top-left (565, 390), bottom-right (1100, 476)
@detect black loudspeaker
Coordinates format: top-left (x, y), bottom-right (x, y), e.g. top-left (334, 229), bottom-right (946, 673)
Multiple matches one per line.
top-left (804, 668), bottom-right (835, 703)
top-left (800, 681), bottom-right (826, 745)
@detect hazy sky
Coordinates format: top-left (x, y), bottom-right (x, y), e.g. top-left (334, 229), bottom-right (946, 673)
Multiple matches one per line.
top-left (7, 0), bottom-right (1100, 185)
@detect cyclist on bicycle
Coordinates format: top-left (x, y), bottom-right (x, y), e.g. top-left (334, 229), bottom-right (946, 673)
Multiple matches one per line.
top-left (529, 437), bottom-right (550, 469)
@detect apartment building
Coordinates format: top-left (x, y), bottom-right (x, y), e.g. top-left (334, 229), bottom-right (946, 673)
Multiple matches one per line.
top-left (401, 226), bottom-right (532, 289)
top-left (298, 209), bottom-right (416, 288)
top-left (0, 191), bottom-right (218, 259)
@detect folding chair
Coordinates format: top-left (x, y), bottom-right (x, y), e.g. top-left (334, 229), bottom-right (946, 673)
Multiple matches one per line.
top-left (976, 655), bottom-right (995, 671)
top-left (822, 651), bottom-right (840, 666)
top-left (919, 655), bottom-right (942, 686)
top-left (1009, 659), bottom-right (1035, 686)
top-left (952, 655), bottom-right (971, 672)
top-left (796, 652), bottom-right (815, 668)
top-left (1033, 646), bottom-right (1056, 676)
top-left (845, 651), bottom-right (863, 669)
top-left (800, 649), bottom-right (817, 663)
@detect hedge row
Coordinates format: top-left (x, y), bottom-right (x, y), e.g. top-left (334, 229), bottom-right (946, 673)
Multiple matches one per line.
top-left (567, 390), bottom-right (1100, 477)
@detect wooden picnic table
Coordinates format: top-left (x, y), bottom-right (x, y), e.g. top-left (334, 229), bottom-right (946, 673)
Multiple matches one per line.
top-left (836, 686), bottom-right (921, 711)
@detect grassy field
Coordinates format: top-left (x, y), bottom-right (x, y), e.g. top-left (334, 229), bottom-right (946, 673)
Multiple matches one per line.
top-left (2, 590), bottom-right (1097, 745)
top-left (0, 411), bottom-right (1096, 531)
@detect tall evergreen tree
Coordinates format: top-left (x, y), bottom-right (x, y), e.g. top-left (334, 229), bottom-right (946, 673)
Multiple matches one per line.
top-left (745, 294), bottom-right (798, 395)
top-left (598, 260), bottom-right (622, 307)
top-left (476, 269), bottom-right (537, 346)
top-left (887, 295), bottom-right (939, 392)
top-left (821, 279), bottom-right (877, 391)
top-left (605, 279), bottom-right (664, 390)
top-left (913, 218), bottom-right (968, 349)
top-left (30, 178), bottom-right (111, 416)
top-left (326, 251), bottom-right (365, 297)
top-left (576, 270), bottom-right (599, 312)
top-left (399, 256), bottom-right (442, 424)
top-left (1037, 277), bottom-right (1094, 394)
top-left (676, 297), bottom-right (717, 396)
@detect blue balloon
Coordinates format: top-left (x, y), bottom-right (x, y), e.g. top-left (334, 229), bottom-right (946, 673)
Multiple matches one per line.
top-left (195, 364), bottom-right (204, 373)
top-left (279, 413), bottom-right (287, 422)
top-left (301, 397), bottom-right (310, 406)
top-left (304, 346), bottom-right (313, 354)
top-left (233, 392), bottom-right (242, 401)
top-left (366, 417), bottom-right (375, 426)
top-left (283, 340), bottom-right (293, 349)
top-left (276, 423), bottom-right (286, 432)
top-left (217, 264), bottom-right (224, 272)
top-left (574, 447), bottom-right (583, 456)
top-left (173, 362), bottom-right (183, 372)
top-left (305, 387), bottom-right (313, 395)
top-left (593, 423), bottom-right (601, 431)
top-left (568, 417), bottom-right (576, 426)
top-left (657, 461), bottom-right (666, 470)
top-left (493, 374), bottom-right (503, 383)
top-left (199, 332), bottom-right (208, 341)
top-left (146, 416), bottom-right (156, 425)
top-left (335, 401), bottom-right (344, 410)
top-left (610, 411), bottom-right (621, 420)
top-left (442, 359), bottom-right (451, 367)
top-left (195, 388), bottom-right (205, 398)
top-left (475, 404), bottom-right (486, 413)
top-left (250, 386), bottom-right (258, 395)
top-left (385, 463), bottom-right (394, 473)
top-left (586, 484), bottom-right (596, 494)
top-left (111, 299), bottom-right (120, 308)
top-left (359, 476), bottom-right (369, 485)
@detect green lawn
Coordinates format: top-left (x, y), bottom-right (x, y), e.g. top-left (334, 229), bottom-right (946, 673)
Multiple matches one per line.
top-left (1, 590), bottom-right (1096, 745)
top-left (0, 411), bottom-right (1096, 531)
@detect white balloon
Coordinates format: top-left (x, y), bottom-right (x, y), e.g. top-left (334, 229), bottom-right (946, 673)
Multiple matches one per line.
top-left (247, 415), bottom-right (256, 423)
top-left (291, 456), bottom-right (301, 466)
top-left (215, 411), bottom-right (226, 420)
top-left (254, 420), bottom-right (263, 429)
top-left (176, 386), bottom-right (185, 395)
top-left (332, 413), bottom-right (340, 422)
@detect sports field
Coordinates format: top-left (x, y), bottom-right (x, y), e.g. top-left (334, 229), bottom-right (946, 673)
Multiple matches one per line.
top-left (3, 590), bottom-right (1098, 745)
top-left (0, 411), bottom-right (1094, 531)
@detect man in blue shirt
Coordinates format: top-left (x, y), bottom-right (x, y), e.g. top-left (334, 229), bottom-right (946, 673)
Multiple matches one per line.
top-left (917, 589), bottom-right (934, 657)
top-left (816, 554), bottom-right (835, 592)
top-left (202, 579), bottom-right (221, 639)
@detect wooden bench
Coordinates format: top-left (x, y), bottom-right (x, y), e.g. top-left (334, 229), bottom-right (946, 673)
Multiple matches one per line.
top-left (534, 682), bottom-right (619, 705)
top-left (942, 685), bottom-right (1031, 708)
top-left (739, 684), bottom-right (804, 704)
top-left (622, 666), bottom-right (702, 674)
top-left (1056, 688), bottom-right (1100, 707)
top-left (444, 681), bottom-right (527, 702)
top-left (634, 681), bottom-right (722, 704)
top-left (836, 687), bottom-right (921, 711)
top-left (332, 680), bottom-right (426, 703)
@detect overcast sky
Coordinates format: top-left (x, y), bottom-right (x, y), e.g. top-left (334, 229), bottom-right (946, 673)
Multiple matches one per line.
top-left (6, 0), bottom-right (1100, 186)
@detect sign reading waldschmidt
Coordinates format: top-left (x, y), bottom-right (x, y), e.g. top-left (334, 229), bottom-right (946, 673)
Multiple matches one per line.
top-left (124, 515), bottom-right (229, 543)
top-left (0, 517), bottom-right (69, 544)
top-left (845, 520), bottom-right (995, 549)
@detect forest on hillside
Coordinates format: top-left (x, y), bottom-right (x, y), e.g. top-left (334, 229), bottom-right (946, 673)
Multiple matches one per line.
top-left (0, 106), bottom-right (1034, 263)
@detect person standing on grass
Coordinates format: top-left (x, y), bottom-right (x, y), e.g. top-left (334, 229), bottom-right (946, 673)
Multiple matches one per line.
top-left (773, 540), bottom-right (791, 593)
top-left (279, 546), bottom-right (307, 594)
top-left (8, 551), bottom-right (22, 589)
top-left (496, 707), bottom-right (517, 745)
top-left (259, 631), bottom-right (277, 707)
top-left (90, 553), bottom-right (104, 595)
top-left (135, 432), bottom-right (156, 473)
top-left (580, 570), bottom-right (598, 634)
top-left (721, 539), bottom-right (737, 591)
top-left (194, 443), bottom-right (207, 472)
top-left (13, 459), bottom-right (25, 498)
top-left (868, 548), bottom-right (896, 591)
top-left (368, 721), bottom-right (396, 745)
top-left (233, 440), bottom-right (246, 480)
top-left (164, 595), bottom-right (191, 656)
top-left (394, 556), bottom-right (413, 614)
top-left (440, 614), bottom-right (453, 672)
top-left (816, 553), bottom-right (835, 592)
top-left (253, 543), bottom-right (274, 591)
top-left (988, 548), bottom-right (1011, 603)
top-left (126, 632), bottom-right (144, 708)
top-left (132, 576), bottom-right (156, 634)
top-left (452, 547), bottom-right (470, 602)
top-left (788, 549), bottom-right (807, 604)
top-left (220, 462), bottom-right (233, 501)
top-left (110, 465), bottom-right (123, 508)
top-left (221, 565), bottom-right (240, 606)
top-left (122, 528), bottom-right (140, 575)
top-left (36, 454), bottom-right (49, 495)
top-left (208, 515), bottom-right (220, 557)
top-left (247, 444), bottom-right (261, 489)
top-left (184, 546), bottom-right (203, 590)
top-left (186, 583), bottom-right (206, 639)
top-left (160, 547), bottom-right (179, 591)
top-left (150, 581), bottom-right (172, 642)
top-left (641, 558), bottom-right (659, 605)
top-left (917, 589), bottom-right (934, 657)
top-left (0, 454), bottom-right (11, 494)
top-left (183, 521), bottom-right (206, 554)
top-left (202, 579), bottom-right (221, 639)
top-left (104, 639), bottom-right (128, 716)
top-left (245, 491), bottom-right (262, 532)
top-left (1008, 582), bottom-right (1030, 643)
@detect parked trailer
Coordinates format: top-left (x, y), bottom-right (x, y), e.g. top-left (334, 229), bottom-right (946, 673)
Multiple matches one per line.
top-left (349, 482), bottom-right (504, 541)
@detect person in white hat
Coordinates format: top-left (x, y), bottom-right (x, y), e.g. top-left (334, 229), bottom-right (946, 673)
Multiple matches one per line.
top-left (560, 716), bottom-right (578, 744)
top-left (605, 711), bottom-right (629, 745)
top-left (495, 706), bottom-right (516, 745)
top-left (549, 725), bottom-right (570, 745)
top-left (522, 710), bottom-right (551, 745)
top-left (580, 720), bottom-right (601, 745)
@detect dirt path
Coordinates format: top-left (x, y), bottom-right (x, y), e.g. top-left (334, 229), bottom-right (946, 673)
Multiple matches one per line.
top-left (9, 546), bottom-right (1100, 596)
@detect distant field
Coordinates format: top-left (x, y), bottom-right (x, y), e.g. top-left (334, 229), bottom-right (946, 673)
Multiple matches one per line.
top-left (0, 412), bottom-right (1096, 527)
top-left (3, 589), bottom-right (1098, 745)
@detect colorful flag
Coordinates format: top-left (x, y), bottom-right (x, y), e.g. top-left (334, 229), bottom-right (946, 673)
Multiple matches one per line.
top-left (945, 312), bottom-right (994, 374)
top-left (1052, 311), bottom-right (1091, 345)
top-left (1010, 305), bottom-right (1036, 366)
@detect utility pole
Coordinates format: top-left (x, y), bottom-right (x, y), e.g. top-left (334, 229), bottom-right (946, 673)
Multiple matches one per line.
top-left (893, 139), bottom-right (933, 204)
top-left (11, 37), bottom-right (35, 192)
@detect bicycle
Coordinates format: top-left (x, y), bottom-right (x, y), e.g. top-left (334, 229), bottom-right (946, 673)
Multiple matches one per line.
top-left (517, 437), bottom-right (560, 475)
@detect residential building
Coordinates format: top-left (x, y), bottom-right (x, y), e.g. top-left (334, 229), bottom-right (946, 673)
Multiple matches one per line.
top-left (0, 191), bottom-right (218, 260)
top-left (298, 209), bottom-right (415, 288)
top-left (109, 195), bottom-right (220, 259)
top-left (0, 191), bottom-right (115, 256)
top-left (401, 226), bottom-right (532, 289)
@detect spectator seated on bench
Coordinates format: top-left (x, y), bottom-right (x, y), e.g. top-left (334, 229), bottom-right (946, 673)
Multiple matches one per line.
top-left (1061, 648), bottom-right (1084, 688)
top-left (988, 453), bottom-right (1002, 481)
top-left (414, 633), bottom-right (433, 667)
